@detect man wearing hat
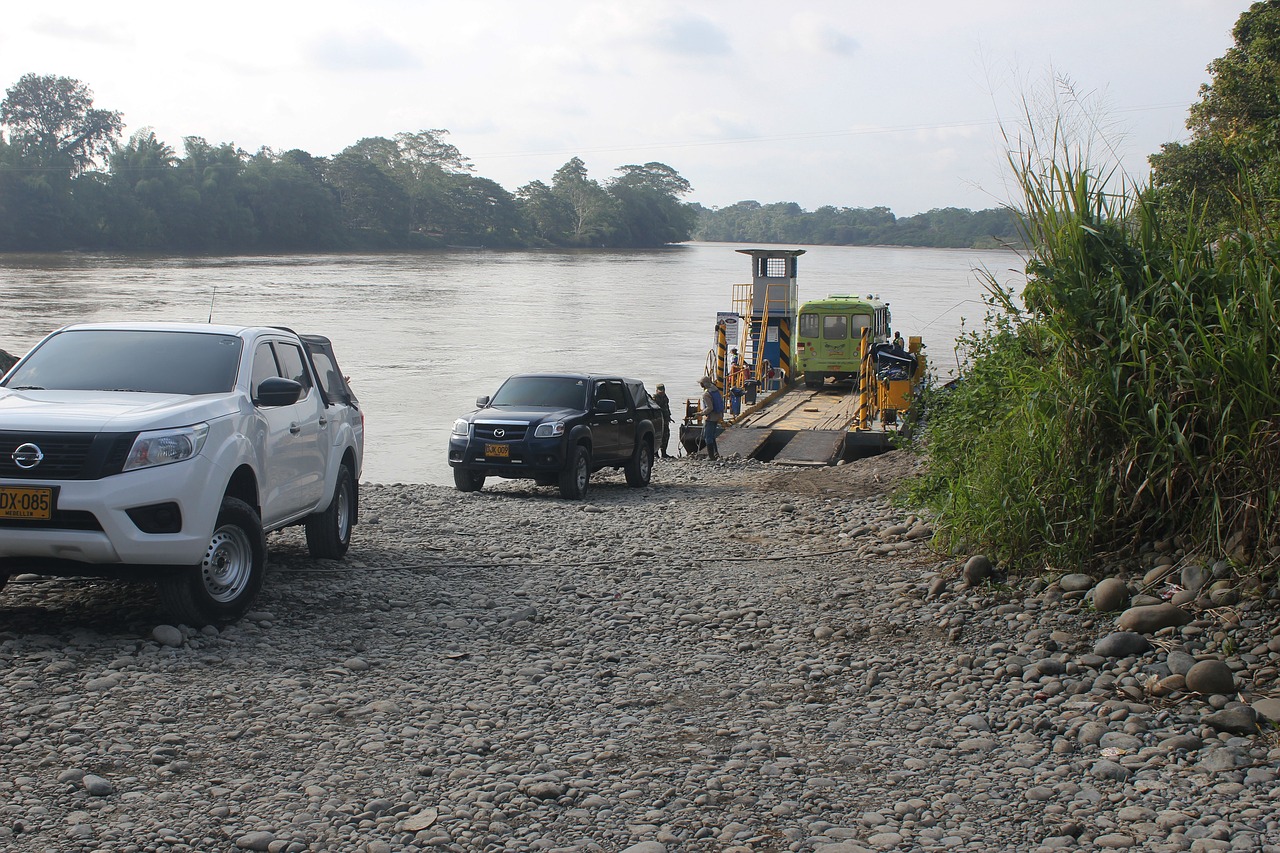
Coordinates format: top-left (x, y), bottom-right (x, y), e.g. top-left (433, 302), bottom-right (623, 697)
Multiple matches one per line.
top-left (653, 382), bottom-right (673, 458)
top-left (698, 376), bottom-right (723, 460)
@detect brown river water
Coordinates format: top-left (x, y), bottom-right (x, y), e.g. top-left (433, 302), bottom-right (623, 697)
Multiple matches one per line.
top-left (0, 243), bottom-right (1022, 485)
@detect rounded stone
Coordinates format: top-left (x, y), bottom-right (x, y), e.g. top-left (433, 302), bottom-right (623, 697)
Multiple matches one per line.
top-left (152, 624), bottom-right (184, 647)
top-left (235, 832), bottom-right (277, 852)
top-left (81, 774), bottom-right (113, 796)
top-left (1165, 650), bottom-right (1196, 675)
top-left (1204, 706), bottom-right (1258, 736)
top-left (1093, 631), bottom-right (1151, 657)
top-left (1059, 573), bottom-right (1094, 592)
top-left (1180, 563), bottom-right (1211, 593)
top-left (1092, 578), bottom-right (1129, 612)
top-left (963, 554), bottom-right (992, 586)
top-left (1185, 660), bottom-right (1236, 695)
top-left (1115, 603), bottom-right (1193, 634)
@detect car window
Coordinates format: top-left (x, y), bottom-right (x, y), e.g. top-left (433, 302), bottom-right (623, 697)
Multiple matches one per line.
top-left (3, 329), bottom-right (242, 395)
top-left (309, 349), bottom-right (343, 402)
top-left (274, 343), bottom-right (312, 393)
top-left (596, 380), bottom-right (628, 408)
top-left (251, 342), bottom-right (279, 398)
top-left (491, 376), bottom-right (587, 409)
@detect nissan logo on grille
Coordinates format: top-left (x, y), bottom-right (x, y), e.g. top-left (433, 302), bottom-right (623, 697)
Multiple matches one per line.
top-left (12, 442), bottom-right (44, 470)
top-left (493, 428), bottom-right (506, 438)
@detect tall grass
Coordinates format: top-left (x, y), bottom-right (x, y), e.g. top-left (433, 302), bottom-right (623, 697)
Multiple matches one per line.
top-left (909, 143), bottom-right (1280, 571)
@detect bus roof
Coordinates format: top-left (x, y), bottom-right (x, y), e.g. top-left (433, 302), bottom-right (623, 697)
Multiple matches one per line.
top-left (799, 295), bottom-right (886, 311)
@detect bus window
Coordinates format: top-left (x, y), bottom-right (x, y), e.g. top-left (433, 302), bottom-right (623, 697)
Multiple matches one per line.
top-left (852, 314), bottom-right (872, 337)
top-left (799, 313), bottom-right (820, 338)
top-left (823, 315), bottom-right (848, 340)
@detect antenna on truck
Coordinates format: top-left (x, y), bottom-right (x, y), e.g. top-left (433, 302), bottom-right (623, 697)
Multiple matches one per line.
top-left (207, 287), bottom-right (217, 323)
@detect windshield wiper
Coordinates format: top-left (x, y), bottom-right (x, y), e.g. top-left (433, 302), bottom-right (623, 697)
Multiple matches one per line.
top-left (11, 385), bottom-right (44, 390)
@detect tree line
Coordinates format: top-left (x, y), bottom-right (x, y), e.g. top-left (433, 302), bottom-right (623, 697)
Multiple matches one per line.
top-left (0, 74), bottom-right (696, 252)
top-left (0, 72), bottom-right (1022, 254)
top-left (691, 200), bottom-right (1022, 249)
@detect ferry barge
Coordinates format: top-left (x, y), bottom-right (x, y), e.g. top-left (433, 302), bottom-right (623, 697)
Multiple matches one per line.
top-left (681, 248), bottom-right (926, 465)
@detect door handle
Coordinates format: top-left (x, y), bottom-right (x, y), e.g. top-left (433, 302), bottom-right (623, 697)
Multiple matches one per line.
top-left (289, 422), bottom-right (301, 435)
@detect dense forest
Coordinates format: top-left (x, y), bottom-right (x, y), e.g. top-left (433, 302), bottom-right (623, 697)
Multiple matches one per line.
top-left (691, 201), bottom-right (1021, 249)
top-left (0, 72), bottom-right (1017, 254)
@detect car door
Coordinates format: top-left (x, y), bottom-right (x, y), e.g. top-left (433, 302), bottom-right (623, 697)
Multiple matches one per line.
top-left (589, 380), bottom-right (625, 460)
top-left (251, 340), bottom-right (326, 524)
top-left (273, 341), bottom-right (328, 511)
top-left (302, 337), bottom-right (361, 453)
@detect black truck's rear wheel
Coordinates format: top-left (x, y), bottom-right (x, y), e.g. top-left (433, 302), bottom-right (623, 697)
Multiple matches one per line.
top-left (625, 438), bottom-right (653, 487)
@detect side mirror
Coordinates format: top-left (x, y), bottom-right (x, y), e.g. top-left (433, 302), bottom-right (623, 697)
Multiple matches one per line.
top-left (256, 376), bottom-right (303, 407)
top-left (476, 395), bottom-right (491, 408)
top-left (594, 399), bottom-right (618, 414)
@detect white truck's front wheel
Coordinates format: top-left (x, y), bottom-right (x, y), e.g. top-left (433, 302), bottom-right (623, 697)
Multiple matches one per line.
top-left (158, 497), bottom-right (266, 625)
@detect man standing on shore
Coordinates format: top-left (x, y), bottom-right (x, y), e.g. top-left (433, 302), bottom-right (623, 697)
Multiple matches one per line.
top-left (653, 383), bottom-right (674, 458)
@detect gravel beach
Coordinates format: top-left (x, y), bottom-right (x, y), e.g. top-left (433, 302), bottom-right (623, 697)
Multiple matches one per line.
top-left (2, 452), bottom-right (1279, 853)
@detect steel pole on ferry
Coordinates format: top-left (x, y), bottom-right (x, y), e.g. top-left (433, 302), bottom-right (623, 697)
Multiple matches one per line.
top-left (856, 327), bottom-right (871, 428)
top-left (778, 318), bottom-right (792, 383)
top-left (714, 321), bottom-right (728, 389)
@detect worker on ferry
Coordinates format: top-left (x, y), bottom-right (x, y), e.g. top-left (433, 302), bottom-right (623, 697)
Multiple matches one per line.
top-left (728, 348), bottom-right (746, 389)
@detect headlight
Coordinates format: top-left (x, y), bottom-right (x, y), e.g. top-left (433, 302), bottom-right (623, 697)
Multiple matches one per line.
top-left (534, 420), bottom-right (565, 438)
top-left (452, 419), bottom-right (471, 437)
top-left (124, 424), bottom-right (209, 471)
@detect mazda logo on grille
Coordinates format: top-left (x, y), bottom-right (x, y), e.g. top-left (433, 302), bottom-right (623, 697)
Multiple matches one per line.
top-left (493, 428), bottom-right (506, 438)
top-left (12, 442), bottom-right (44, 470)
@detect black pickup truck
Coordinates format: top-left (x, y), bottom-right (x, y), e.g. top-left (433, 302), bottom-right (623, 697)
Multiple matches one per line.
top-left (448, 373), bottom-right (660, 499)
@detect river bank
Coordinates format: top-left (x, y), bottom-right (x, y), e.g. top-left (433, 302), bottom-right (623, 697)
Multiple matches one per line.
top-left (1, 454), bottom-right (1278, 852)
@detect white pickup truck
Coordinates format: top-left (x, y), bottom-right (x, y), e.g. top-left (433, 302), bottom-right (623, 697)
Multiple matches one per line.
top-left (0, 322), bottom-right (364, 625)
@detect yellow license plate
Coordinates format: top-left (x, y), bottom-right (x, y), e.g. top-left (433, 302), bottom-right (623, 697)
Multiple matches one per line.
top-left (485, 443), bottom-right (510, 458)
top-left (0, 485), bottom-right (54, 520)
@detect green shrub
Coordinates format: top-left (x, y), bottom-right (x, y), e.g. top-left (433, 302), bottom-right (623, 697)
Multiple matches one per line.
top-left (909, 155), bottom-right (1280, 572)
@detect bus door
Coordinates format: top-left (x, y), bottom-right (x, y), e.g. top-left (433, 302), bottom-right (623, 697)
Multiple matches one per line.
top-left (819, 314), bottom-right (851, 367)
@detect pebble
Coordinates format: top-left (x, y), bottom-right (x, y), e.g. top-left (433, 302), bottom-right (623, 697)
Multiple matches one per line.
top-left (0, 452), bottom-right (1276, 853)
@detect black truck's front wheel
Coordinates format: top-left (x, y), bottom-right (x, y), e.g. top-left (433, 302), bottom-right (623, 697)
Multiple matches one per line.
top-left (559, 444), bottom-right (591, 499)
top-left (454, 468), bottom-right (486, 492)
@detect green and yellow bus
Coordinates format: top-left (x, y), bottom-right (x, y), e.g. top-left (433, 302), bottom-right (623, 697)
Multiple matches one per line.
top-left (795, 295), bottom-right (891, 388)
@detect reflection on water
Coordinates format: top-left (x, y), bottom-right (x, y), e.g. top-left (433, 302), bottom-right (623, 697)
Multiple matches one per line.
top-left (0, 244), bottom-right (1022, 485)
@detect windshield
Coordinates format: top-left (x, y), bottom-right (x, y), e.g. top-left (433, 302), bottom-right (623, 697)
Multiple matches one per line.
top-left (490, 376), bottom-right (587, 409)
top-left (3, 329), bottom-right (243, 395)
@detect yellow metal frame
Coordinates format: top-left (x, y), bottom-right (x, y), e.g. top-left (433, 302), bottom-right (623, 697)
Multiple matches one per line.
top-left (852, 332), bottom-right (926, 432)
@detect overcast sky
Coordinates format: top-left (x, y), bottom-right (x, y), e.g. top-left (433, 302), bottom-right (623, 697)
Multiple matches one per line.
top-left (0, 1), bottom-right (1254, 216)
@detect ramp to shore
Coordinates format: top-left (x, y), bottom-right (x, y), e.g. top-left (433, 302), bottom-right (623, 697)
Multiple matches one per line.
top-left (720, 385), bottom-right (885, 466)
